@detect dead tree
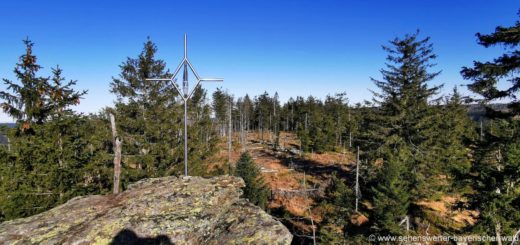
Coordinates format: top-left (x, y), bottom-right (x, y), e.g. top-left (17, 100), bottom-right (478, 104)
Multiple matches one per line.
top-left (304, 173), bottom-right (316, 245)
top-left (348, 110), bottom-right (352, 148)
top-left (495, 222), bottom-right (503, 245)
top-left (110, 113), bottom-right (122, 194)
top-left (355, 146), bottom-right (360, 213)
top-left (512, 228), bottom-right (520, 245)
top-left (228, 98), bottom-right (233, 166)
top-left (307, 207), bottom-right (317, 245)
top-left (399, 216), bottom-right (410, 233)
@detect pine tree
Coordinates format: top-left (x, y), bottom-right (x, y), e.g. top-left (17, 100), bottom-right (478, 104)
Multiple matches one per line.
top-left (461, 13), bottom-right (520, 241)
top-left (234, 152), bottom-right (270, 209)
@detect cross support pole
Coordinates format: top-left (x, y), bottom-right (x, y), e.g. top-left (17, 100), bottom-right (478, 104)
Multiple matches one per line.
top-left (147, 33), bottom-right (223, 176)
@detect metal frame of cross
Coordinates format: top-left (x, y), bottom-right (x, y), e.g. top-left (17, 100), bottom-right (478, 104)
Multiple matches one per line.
top-left (146, 33), bottom-right (223, 176)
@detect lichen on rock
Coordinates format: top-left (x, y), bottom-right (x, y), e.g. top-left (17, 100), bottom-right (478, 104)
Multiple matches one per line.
top-left (0, 175), bottom-right (292, 244)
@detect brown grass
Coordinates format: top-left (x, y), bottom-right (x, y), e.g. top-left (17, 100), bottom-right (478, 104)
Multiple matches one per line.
top-left (210, 131), bottom-right (479, 234)
top-left (417, 194), bottom-right (478, 227)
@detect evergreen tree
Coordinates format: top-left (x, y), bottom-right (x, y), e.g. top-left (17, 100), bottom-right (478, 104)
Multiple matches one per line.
top-left (461, 13), bottom-right (520, 117)
top-left (0, 40), bottom-right (107, 220)
top-left (371, 150), bottom-right (411, 235)
top-left (461, 13), bottom-right (520, 240)
top-left (211, 88), bottom-right (229, 137)
top-left (0, 39), bottom-right (86, 132)
top-left (436, 88), bottom-right (476, 191)
top-left (234, 152), bottom-right (270, 209)
top-left (110, 38), bottom-right (175, 178)
top-left (254, 92), bottom-right (272, 141)
top-left (367, 32), bottom-right (452, 233)
top-left (188, 86), bottom-right (219, 176)
top-left (318, 172), bottom-right (354, 242)
top-left (242, 94), bottom-right (253, 131)
top-left (109, 38), bottom-right (217, 178)
top-left (48, 65), bottom-right (87, 119)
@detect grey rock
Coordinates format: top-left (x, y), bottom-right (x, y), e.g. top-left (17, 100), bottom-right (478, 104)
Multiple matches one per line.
top-left (0, 175), bottom-right (292, 244)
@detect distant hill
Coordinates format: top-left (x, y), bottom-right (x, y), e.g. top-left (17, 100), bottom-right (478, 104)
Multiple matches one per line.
top-left (466, 103), bottom-right (509, 121)
top-left (0, 123), bottom-right (16, 128)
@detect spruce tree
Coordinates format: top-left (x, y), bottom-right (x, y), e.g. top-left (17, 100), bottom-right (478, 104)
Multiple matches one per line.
top-left (0, 40), bottom-right (102, 220)
top-left (367, 32), bottom-right (447, 233)
top-left (318, 173), bottom-right (354, 244)
top-left (242, 94), bottom-right (253, 131)
top-left (211, 88), bottom-right (230, 137)
top-left (461, 13), bottom-right (520, 240)
top-left (461, 13), bottom-right (520, 117)
top-left (0, 39), bottom-right (53, 131)
top-left (188, 86), bottom-right (218, 176)
top-left (371, 150), bottom-right (411, 235)
top-left (234, 152), bottom-right (270, 209)
top-left (254, 92), bottom-right (272, 141)
top-left (110, 38), bottom-right (175, 178)
top-left (109, 38), bottom-right (216, 179)
top-left (48, 65), bottom-right (87, 119)
top-left (436, 88), bottom-right (476, 191)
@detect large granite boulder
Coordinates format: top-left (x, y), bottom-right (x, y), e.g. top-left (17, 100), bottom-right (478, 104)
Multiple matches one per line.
top-left (0, 176), bottom-right (292, 244)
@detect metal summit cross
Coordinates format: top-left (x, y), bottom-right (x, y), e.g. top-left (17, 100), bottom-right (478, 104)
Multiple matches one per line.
top-left (147, 33), bottom-right (223, 176)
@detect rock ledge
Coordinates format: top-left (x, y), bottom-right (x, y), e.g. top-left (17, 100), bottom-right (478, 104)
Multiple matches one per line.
top-left (0, 175), bottom-right (292, 244)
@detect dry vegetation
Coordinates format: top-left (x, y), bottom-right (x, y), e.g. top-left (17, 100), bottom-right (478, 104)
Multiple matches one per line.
top-left (211, 130), bottom-right (478, 237)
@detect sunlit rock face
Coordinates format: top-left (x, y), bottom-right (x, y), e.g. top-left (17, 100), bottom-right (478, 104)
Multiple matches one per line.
top-left (0, 175), bottom-right (292, 244)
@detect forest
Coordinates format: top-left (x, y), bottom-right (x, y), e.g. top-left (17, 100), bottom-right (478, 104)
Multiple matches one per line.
top-left (0, 11), bottom-right (519, 244)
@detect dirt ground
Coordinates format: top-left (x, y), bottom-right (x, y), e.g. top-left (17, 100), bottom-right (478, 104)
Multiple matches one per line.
top-left (210, 130), bottom-right (478, 236)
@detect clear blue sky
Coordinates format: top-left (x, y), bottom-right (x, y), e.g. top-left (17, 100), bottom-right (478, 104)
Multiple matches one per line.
top-left (0, 0), bottom-right (517, 122)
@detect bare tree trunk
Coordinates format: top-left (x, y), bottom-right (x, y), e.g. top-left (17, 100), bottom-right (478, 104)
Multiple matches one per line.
top-left (240, 110), bottom-right (245, 152)
top-left (305, 113), bottom-right (308, 131)
top-left (269, 113), bottom-right (272, 143)
top-left (260, 115), bottom-right (264, 141)
top-left (495, 222), bottom-right (503, 245)
top-left (512, 228), bottom-right (520, 245)
top-left (110, 113), bottom-right (122, 194)
top-left (308, 207), bottom-right (316, 245)
top-left (349, 131), bottom-right (352, 148)
top-left (57, 132), bottom-right (63, 166)
top-left (348, 110), bottom-right (352, 148)
top-left (336, 116), bottom-right (340, 146)
top-left (355, 146), bottom-right (360, 213)
top-left (291, 105), bottom-right (294, 131)
top-left (228, 99), bottom-right (232, 168)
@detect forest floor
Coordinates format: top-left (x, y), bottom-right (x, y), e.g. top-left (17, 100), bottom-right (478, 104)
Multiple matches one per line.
top-left (211, 131), bottom-right (477, 238)
top-left (212, 131), bottom-right (357, 237)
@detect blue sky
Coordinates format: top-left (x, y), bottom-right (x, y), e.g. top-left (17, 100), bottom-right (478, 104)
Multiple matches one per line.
top-left (0, 0), bottom-right (517, 122)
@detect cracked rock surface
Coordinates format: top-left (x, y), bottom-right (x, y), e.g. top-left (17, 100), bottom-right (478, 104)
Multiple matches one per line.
top-left (0, 175), bottom-right (292, 244)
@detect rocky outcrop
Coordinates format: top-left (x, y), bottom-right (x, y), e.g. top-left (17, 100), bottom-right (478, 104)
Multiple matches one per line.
top-left (0, 176), bottom-right (292, 244)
